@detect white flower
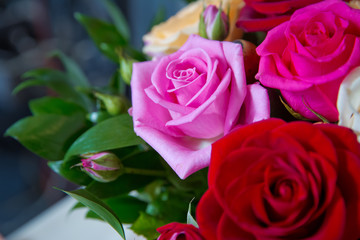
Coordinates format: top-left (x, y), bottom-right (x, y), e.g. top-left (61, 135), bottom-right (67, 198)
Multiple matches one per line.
top-left (337, 66), bottom-right (360, 142)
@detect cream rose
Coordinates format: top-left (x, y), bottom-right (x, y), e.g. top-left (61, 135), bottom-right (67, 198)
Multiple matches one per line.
top-left (143, 0), bottom-right (244, 57)
top-left (337, 67), bottom-right (360, 142)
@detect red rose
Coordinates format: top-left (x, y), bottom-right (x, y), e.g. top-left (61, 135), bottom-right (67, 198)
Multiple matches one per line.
top-left (157, 222), bottom-right (205, 240)
top-left (196, 119), bottom-right (360, 239)
top-left (236, 0), bottom-right (322, 32)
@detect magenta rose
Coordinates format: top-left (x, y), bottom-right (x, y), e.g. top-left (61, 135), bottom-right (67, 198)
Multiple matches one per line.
top-left (131, 35), bottom-right (270, 179)
top-left (236, 0), bottom-right (322, 32)
top-left (197, 119), bottom-right (360, 239)
top-left (256, 0), bottom-right (360, 122)
top-left (157, 222), bottom-right (204, 240)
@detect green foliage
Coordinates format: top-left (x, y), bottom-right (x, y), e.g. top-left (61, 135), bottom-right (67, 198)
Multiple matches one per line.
top-left (30, 97), bottom-right (86, 116)
top-left (50, 50), bottom-right (90, 88)
top-left (75, 13), bottom-right (127, 62)
top-left (48, 158), bottom-right (92, 186)
top-left (61, 188), bottom-right (126, 239)
top-left (14, 69), bottom-right (92, 111)
top-left (86, 174), bottom-right (156, 199)
top-left (86, 195), bottom-right (147, 223)
top-left (131, 212), bottom-right (167, 239)
top-left (8, 2), bottom-right (208, 237)
top-left (64, 114), bottom-right (144, 160)
top-left (104, 0), bottom-right (130, 42)
top-left (5, 114), bottom-right (87, 161)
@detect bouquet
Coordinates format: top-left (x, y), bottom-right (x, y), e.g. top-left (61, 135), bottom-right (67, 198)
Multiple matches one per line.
top-left (6, 0), bottom-right (360, 239)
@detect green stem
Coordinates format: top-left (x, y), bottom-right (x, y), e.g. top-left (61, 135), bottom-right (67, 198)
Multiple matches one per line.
top-left (123, 167), bottom-right (167, 177)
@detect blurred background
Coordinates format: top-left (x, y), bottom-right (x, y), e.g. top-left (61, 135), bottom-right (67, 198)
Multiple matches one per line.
top-left (0, 0), bottom-right (186, 236)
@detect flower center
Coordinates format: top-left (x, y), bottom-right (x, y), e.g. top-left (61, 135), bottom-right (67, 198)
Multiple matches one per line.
top-left (166, 58), bottom-right (199, 86)
top-left (304, 21), bottom-right (330, 46)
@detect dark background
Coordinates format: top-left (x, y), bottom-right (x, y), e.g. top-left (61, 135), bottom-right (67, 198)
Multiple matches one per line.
top-left (0, 0), bottom-right (186, 236)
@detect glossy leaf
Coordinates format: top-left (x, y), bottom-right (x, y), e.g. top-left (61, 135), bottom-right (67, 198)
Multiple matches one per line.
top-left (65, 114), bottom-right (144, 160)
top-left (61, 188), bottom-right (125, 239)
top-left (5, 114), bottom-right (87, 161)
top-left (86, 174), bottom-right (156, 199)
top-left (104, 0), bottom-right (130, 41)
top-left (122, 150), bottom-right (164, 171)
top-left (30, 97), bottom-right (86, 116)
top-left (131, 212), bottom-right (166, 239)
top-left (75, 13), bottom-right (127, 62)
top-left (51, 50), bottom-right (90, 88)
top-left (48, 158), bottom-right (92, 186)
top-left (146, 187), bottom-right (192, 222)
top-left (86, 195), bottom-right (147, 223)
top-left (14, 69), bottom-right (91, 110)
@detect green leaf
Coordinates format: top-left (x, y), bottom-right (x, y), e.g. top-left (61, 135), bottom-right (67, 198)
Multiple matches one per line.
top-left (75, 13), bottom-right (127, 62)
top-left (131, 212), bottom-right (166, 239)
top-left (146, 187), bottom-right (192, 222)
top-left (122, 150), bottom-right (164, 171)
top-left (108, 70), bottom-right (126, 95)
top-left (86, 174), bottom-right (156, 199)
top-left (60, 188), bottom-right (125, 239)
top-left (187, 198), bottom-right (198, 227)
top-left (48, 158), bottom-right (92, 186)
top-left (65, 114), bottom-right (144, 160)
top-left (149, 7), bottom-right (166, 30)
top-left (50, 50), bottom-right (90, 88)
top-left (30, 97), bottom-right (86, 116)
top-left (83, 195), bottom-right (148, 223)
top-left (15, 69), bottom-right (91, 111)
top-left (5, 114), bottom-right (87, 161)
top-left (104, 0), bottom-right (130, 41)
top-left (12, 79), bottom-right (44, 95)
top-left (105, 195), bottom-right (147, 223)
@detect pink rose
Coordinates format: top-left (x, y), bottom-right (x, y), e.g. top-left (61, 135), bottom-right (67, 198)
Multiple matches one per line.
top-left (157, 223), bottom-right (204, 240)
top-left (256, 0), bottom-right (360, 122)
top-left (131, 35), bottom-right (270, 179)
top-left (236, 0), bottom-right (322, 32)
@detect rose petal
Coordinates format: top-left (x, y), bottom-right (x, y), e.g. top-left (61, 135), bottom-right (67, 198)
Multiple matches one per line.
top-left (197, 189), bottom-right (223, 240)
top-left (238, 83), bottom-right (270, 125)
top-left (133, 125), bottom-right (211, 179)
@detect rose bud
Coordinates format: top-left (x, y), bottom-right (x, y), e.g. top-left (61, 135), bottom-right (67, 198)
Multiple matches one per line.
top-left (77, 152), bottom-right (124, 182)
top-left (94, 92), bottom-right (130, 116)
top-left (157, 222), bottom-right (205, 240)
top-left (199, 4), bottom-right (229, 41)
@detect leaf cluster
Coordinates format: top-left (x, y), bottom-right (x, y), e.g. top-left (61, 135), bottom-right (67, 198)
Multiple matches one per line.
top-left (5, 1), bottom-right (208, 239)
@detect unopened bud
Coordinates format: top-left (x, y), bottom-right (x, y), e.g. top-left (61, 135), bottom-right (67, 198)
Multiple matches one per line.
top-left (120, 57), bottom-right (136, 85)
top-left (94, 92), bottom-right (130, 116)
top-left (199, 4), bottom-right (229, 41)
top-left (77, 152), bottom-right (124, 182)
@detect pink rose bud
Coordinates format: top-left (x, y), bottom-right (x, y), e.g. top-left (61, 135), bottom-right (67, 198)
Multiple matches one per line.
top-left (78, 152), bottom-right (124, 182)
top-left (199, 4), bottom-right (229, 41)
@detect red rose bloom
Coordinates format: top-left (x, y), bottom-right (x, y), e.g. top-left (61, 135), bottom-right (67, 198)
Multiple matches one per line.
top-left (236, 0), bottom-right (322, 32)
top-left (197, 119), bottom-right (360, 239)
top-left (157, 222), bottom-right (205, 240)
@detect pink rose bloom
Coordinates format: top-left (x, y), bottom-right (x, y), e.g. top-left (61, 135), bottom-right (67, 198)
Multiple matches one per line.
top-left (256, 0), bottom-right (360, 122)
top-left (157, 223), bottom-right (204, 240)
top-left (131, 35), bottom-right (270, 179)
top-left (236, 0), bottom-right (322, 32)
